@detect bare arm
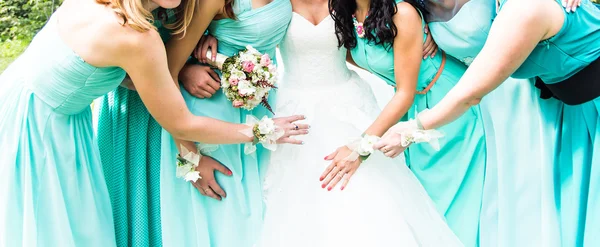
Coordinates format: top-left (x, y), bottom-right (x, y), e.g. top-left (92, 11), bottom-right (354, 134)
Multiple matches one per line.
top-left (418, 0), bottom-right (562, 129)
top-left (166, 0), bottom-right (224, 84)
top-left (120, 32), bottom-right (253, 144)
top-left (364, 2), bottom-right (422, 137)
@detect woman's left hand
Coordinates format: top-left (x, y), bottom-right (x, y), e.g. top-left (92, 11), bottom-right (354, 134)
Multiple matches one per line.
top-left (562, 0), bottom-right (582, 13)
top-left (320, 146), bottom-right (361, 191)
top-left (422, 25), bottom-right (438, 59)
top-left (373, 131), bottom-right (407, 158)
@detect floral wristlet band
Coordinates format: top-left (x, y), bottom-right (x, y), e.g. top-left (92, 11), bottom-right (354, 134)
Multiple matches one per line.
top-left (396, 109), bottom-right (445, 150)
top-left (176, 144), bottom-right (219, 182)
top-left (344, 134), bottom-right (381, 162)
top-left (239, 115), bottom-right (285, 154)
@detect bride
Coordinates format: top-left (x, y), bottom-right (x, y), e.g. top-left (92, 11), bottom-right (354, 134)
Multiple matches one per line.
top-left (197, 0), bottom-right (462, 246)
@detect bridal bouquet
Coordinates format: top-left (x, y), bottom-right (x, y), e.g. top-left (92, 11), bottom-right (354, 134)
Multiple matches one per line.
top-left (207, 46), bottom-right (278, 113)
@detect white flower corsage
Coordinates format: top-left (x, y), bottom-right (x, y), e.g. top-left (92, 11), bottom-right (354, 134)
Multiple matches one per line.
top-left (394, 109), bottom-right (445, 150)
top-left (344, 134), bottom-right (381, 162)
top-left (239, 115), bottom-right (285, 154)
top-left (176, 144), bottom-right (219, 182)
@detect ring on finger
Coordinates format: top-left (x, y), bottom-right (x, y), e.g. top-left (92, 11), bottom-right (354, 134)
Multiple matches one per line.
top-left (204, 188), bottom-right (211, 193)
top-left (293, 124), bottom-right (299, 130)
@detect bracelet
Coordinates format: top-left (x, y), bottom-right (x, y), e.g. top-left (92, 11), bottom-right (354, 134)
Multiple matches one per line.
top-left (176, 145), bottom-right (202, 182)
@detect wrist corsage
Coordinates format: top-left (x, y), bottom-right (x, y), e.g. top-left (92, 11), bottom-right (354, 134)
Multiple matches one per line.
top-left (395, 109), bottom-right (445, 150)
top-left (176, 144), bottom-right (219, 182)
top-left (344, 134), bottom-right (381, 162)
top-left (239, 115), bottom-right (285, 154)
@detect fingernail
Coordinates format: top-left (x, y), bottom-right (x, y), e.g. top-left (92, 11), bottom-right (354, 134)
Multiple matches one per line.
top-left (228, 171), bottom-right (233, 176)
top-left (321, 184), bottom-right (326, 188)
top-left (341, 186), bottom-right (345, 190)
top-left (301, 141), bottom-right (305, 145)
top-left (307, 125), bottom-right (311, 129)
top-left (327, 187), bottom-right (332, 191)
top-left (431, 54), bottom-right (435, 58)
top-left (423, 56), bottom-right (427, 60)
top-left (319, 177), bottom-right (324, 181)
top-left (324, 156), bottom-right (328, 160)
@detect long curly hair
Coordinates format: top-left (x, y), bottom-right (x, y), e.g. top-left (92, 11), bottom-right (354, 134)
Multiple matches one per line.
top-left (329, 0), bottom-right (420, 50)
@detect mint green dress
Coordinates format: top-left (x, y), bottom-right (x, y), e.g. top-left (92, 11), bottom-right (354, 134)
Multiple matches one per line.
top-left (427, 0), bottom-right (564, 246)
top-left (349, 4), bottom-right (486, 246)
top-left (0, 14), bottom-right (125, 246)
top-left (95, 9), bottom-right (174, 247)
top-left (159, 1), bottom-right (292, 246)
top-left (497, 1), bottom-right (600, 246)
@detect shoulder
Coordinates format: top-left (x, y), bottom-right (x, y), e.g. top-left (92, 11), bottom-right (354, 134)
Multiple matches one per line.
top-left (392, 2), bottom-right (422, 34)
top-left (394, 2), bottom-right (422, 25)
top-left (102, 22), bottom-right (165, 68)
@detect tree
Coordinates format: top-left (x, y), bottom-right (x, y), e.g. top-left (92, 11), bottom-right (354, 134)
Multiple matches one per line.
top-left (0, 0), bottom-right (61, 41)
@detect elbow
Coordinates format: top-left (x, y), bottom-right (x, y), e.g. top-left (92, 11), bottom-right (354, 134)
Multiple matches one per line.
top-left (163, 120), bottom-right (192, 140)
top-left (467, 97), bottom-right (482, 106)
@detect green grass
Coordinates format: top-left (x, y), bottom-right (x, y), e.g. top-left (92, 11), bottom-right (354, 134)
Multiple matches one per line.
top-left (0, 39), bottom-right (29, 73)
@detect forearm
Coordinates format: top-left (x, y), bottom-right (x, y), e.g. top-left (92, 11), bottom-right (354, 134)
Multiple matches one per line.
top-left (364, 91), bottom-right (414, 137)
top-left (169, 115), bottom-right (253, 144)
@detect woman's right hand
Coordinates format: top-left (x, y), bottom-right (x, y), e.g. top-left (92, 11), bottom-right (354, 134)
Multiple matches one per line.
top-left (179, 64), bottom-right (221, 98)
top-left (191, 155), bottom-right (233, 201)
top-left (273, 115), bottom-right (310, 145)
top-left (194, 34), bottom-right (218, 64)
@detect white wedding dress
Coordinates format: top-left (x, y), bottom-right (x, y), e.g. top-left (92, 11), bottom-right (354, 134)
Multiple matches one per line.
top-left (257, 13), bottom-right (463, 247)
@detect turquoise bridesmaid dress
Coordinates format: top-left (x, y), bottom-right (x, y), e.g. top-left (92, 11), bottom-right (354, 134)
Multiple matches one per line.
top-left (350, 3), bottom-right (486, 246)
top-left (159, 1), bottom-right (291, 246)
top-left (496, 1), bottom-right (600, 246)
top-left (428, 1), bottom-right (563, 246)
top-left (95, 9), bottom-right (174, 247)
top-left (0, 14), bottom-right (125, 246)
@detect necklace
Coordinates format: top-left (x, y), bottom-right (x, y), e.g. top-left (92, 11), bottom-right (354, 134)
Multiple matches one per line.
top-left (352, 14), bottom-right (366, 38)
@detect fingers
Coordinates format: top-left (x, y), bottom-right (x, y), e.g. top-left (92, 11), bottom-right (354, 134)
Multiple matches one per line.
top-left (320, 161), bottom-right (337, 181)
top-left (277, 137), bottom-right (303, 145)
top-left (200, 41), bottom-right (211, 64)
top-left (563, 0), bottom-right (579, 12)
top-left (285, 129), bottom-right (309, 137)
top-left (321, 163), bottom-right (342, 189)
top-left (325, 166), bottom-right (347, 191)
top-left (192, 182), bottom-right (207, 196)
top-left (203, 186), bottom-right (221, 201)
top-left (210, 40), bottom-right (218, 62)
top-left (286, 115), bottom-right (307, 123)
top-left (191, 88), bottom-right (213, 98)
top-left (324, 149), bottom-right (339, 161)
top-left (207, 68), bottom-right (222, 84)
top-left (208, 180), bottom-right (226, 199)
top-left (340, 169), bottom-right (356, 190)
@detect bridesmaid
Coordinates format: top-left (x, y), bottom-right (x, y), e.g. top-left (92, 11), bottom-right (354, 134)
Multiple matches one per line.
top-left (328, 0), bottom-right (485, 246)
top-left (417, 0), bottom-right (565, 246)
top-left (159, 0), bottom-right (295, 246)
top-left (95, 8), bottom-right (223, 246)
top-left (0, 0), bottom-right (305, 245)
top-left (380, 1), bottom-right (600, 246)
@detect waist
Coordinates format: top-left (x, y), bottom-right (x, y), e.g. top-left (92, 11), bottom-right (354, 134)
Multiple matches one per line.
top-left (537, 56), bottom-right (600, 105)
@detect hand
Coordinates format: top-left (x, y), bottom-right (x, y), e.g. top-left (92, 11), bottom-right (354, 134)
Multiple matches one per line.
top-left (273, 115), bottom-right (310, 145)
top-left (562, 0), bottom-right (581, 13)
top-left (119, 77), bottom-right (136, 91)
top-left (373, 131), bottom-right (407, 158)
top-left (373, 121), bottom-right (414, 158)
top-left (190, 155), bottom-right (233, 201)
top-left (179, 64), bottom-right (221, 98)
top-left (320, 146), bottom-right (361, 191)
top-left (423, 25), bottom-right (438, 59)
top-left (194, 34), bottom-right (218, 64)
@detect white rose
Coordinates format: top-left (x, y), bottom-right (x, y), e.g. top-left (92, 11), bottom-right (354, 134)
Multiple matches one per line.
top-left (184, 171), bottom-right (201, 182)
top-left (238, 80), bottom-right (256, 95)
top-left (176, 163), bottom-right (193, 178)
top-left (257, 117), bottom-right (276, 135)
top-left (357, 135), bottom-right (379, 156)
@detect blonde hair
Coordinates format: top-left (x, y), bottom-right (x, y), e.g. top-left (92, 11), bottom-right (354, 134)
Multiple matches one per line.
top-left (96, 0), bottom-right (196, 36)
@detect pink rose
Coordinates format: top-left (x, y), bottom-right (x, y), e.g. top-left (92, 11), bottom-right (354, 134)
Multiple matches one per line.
top-left (233, 100), bottom-right (244, 108)
top-left (268, 64), bottom-right (276, 73)
top-left (229, 77), bottom-right (239, 86)
top-left (260, 54), bottom-right (271, 66)
top-left (242, 61), bottom-right (255, 73)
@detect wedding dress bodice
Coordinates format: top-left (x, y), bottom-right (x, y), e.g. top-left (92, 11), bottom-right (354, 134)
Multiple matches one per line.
top-left (279, 13), bottom-right (352, 89)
